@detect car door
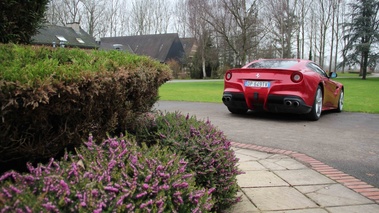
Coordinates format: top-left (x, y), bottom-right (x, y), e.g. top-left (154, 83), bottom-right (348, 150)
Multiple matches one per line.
top-left (308, 63), bottom-right (338, 108)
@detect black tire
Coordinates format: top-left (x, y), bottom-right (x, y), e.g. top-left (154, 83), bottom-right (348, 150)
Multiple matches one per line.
top-left (227, 107), bottom-right (248, 114)
top-left (307, 86), bottom-right (323, 121)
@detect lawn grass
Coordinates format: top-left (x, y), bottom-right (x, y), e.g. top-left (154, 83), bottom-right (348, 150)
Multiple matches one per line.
top-left (158, 77), bottom-right (379, 114)
top-left (337, 77), bottom-right (379, 113)
top-left (159, 81), bottom-right (225, 103)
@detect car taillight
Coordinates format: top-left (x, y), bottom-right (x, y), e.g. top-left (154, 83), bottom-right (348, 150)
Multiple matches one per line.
top-left (291, 72), bottom-right (303, 83)
top-left (225, 72), bottom-right (232, 81)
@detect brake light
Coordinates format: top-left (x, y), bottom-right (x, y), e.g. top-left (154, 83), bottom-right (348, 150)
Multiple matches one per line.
top-left (225, 72), bottom-right (232, 81)
top-left (291, 72), bottom-right (303, 83)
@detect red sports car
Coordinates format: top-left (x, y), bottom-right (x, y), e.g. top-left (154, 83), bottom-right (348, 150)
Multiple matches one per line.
top-left (222, 59), bottom-right (344, 120)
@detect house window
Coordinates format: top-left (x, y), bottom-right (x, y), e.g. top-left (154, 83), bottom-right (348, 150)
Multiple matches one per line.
top-left (56, 35), bottom-right (67, 42)
top-left (76, 38), bottom-right (85, 44)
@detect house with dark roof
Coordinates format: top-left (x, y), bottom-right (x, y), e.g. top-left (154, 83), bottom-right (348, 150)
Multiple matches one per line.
top-left (100, 33), bottom-right (185, 63)
top-left (31, 23), bottom-right (99, 49)
top-left (180, 38), bottom-right (197, 60)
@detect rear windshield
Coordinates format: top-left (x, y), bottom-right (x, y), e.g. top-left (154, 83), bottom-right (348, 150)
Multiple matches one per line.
top-left (247, 60), bottom-right (298, 69)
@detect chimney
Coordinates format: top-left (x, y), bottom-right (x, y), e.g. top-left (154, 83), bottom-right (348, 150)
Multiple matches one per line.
top-left (66, 22), bottom-right (81, 34)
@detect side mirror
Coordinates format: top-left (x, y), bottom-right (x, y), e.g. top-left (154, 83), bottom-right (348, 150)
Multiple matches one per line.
top-left (329, 72), bottom-right (338, 78)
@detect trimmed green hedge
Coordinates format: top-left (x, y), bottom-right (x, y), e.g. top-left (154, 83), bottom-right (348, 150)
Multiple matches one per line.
top-left (0, 44), bottom-right (171, 164)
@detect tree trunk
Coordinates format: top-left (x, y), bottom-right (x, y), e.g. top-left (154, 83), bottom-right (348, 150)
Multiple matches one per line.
top-left (362, 51), bottom-right (369, 80)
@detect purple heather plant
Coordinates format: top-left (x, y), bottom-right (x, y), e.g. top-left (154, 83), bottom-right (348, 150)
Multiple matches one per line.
top-left (133, 111), bottom-right (244, 211)
top-left (0, 135), bottom-right (214, 212)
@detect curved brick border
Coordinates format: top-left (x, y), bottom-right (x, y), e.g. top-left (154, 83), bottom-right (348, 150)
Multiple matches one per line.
top-left (231, 142), bottom-right (379, 204)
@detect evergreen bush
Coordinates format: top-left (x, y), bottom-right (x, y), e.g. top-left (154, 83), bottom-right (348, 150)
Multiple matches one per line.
top-left (0, 44), bottom-right (171, 164)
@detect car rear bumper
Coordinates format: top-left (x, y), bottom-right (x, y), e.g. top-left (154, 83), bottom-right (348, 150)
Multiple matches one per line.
top-left (222, 92), bottom-right (311, 114)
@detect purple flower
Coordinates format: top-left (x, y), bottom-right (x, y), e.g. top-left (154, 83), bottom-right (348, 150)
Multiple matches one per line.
top-left (179, 159), bottom-right (187, 165)
top-left (140, 199), bottom-right (153, 208)
top-left (173, 182), bottom-right (188, 189)
top-left (41, 202), bottom-right (59, 212)
top-left (136, 191), bottom-right (147, 198)
top-left (118, 148), bottom-right (128, 158)
top-left (174, 191), bottom-right (183, 204)
top-left (208, 187), bottom-right (216, 195)
top-left (110, 139), bottom-right (119, 148)
top-left (158, 172), bottom-right (170, 179)
top-left (144, 174), bottom-right (152, 182)
top-left (182, 174), bottom-right (193, 179)
top-left (59, 180), bottom-right (70, 195)
top-left (126, 203), bottom-right (133, 209)
top-left (116, 192), bottom-right (130, 206)
top-left (94, 209), bottom-right (102, 213)
top-left (161, 184), bottom-right (169, 191)
top-left (92, 189), bottom-right (99, 197)
top-left (142, 183), bottom-right (149, 190)
top-left (156, 165), bottom-right (164, 171)
top-left (9, 185), bottom-right (22, 194)
top-left (105, 186), bottom-right (119, 193)
top-left (25, 206), bottom-right (32, 213)
top-left (108, 159), bottom-right (117, 169)
top-left (0, 171), bottom-right (20, 181)
top-left (2, 188), bottom-right (12, 198)
top-left (130, 155), bottom-right (138, 165)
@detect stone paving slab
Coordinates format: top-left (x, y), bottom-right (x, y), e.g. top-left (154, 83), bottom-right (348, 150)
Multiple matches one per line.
top-left (228, 147), bottom-right (379, 213)
top-left (243, 187), bottom-right (318, 211)
top-left (238, 160), bottom-right (267, 171)
top-left (226, 191), bottom-right (260, 213)
top-left (326, 204), bottom-right (379, 213)
top-left (235, 149), bottom-right (273, 160)
top-left (296, 184), bottom-right (374, 207)
top-left (265, 209), bottom-right (328, 213)
top-left (237, 170), bottom-right (289, 188)
top-left (274, 169), bottom-right (335, 186)
top-left (259, 158), bottom-right (308, 170)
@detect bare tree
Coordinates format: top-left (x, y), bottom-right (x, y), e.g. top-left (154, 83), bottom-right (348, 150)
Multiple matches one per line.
top-left (45, 0), bottom-right (61, 25)
top-left (108, 0), bottom-right (123, 36)
top-left (294, 0), bottom-right (312, 59)
top-left (264, 0), bottom-right (298, 58)
top-left (186, 0), bottom-right (210, 77)
top-left (152, 0), bottom-right (172, 34)
top-left (173, 1), bottom-right (189, 37)
top-left (199, 0), bottom-right (263, 65)
top-left (328, 0), bottom-right (340, 72)
top-left (130, 0), bottom-right (151, 35)
top-left (316, 0), bottom-right (334, 67)
top-left (45, 0), bottom-right (83, 26)
top-left (80, 0), bottom-right (105, 37)
top-left (59, 0), bottom-right (83, 25)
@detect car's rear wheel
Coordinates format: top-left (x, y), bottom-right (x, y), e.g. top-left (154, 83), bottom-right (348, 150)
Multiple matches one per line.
top-left (308, 86), bottom-right (323, 121)
top-left (227, 107), bottom-right (248, 114)
top-left (336, 89), bottom-right (344, 112)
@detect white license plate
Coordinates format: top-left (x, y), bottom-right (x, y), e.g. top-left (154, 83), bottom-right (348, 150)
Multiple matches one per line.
top-left (244, 80), bottom-right (271, 88)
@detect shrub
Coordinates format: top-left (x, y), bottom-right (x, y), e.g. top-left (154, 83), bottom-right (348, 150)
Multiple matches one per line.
top-left (0, 135), bottom-right (214, 212)
top-left (131, 112), bottom-right (242, 211)
top-left (0, 44), bottom-right (172, 164)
